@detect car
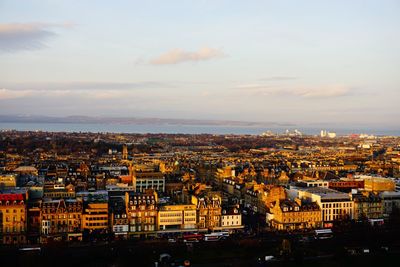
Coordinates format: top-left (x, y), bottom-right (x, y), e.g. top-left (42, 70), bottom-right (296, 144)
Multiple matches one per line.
top-left (168, 238), bottom-right (177, 243)
top-left (183, 239), bottom-right (199, 243)
top-left (19, 247), bottom-right (41, 252)
top-left (265, 255), bottom-right (275, 261)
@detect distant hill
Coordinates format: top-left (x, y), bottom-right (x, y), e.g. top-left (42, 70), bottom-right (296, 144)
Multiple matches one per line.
top-left (0, 115), bottom-right (294, 128)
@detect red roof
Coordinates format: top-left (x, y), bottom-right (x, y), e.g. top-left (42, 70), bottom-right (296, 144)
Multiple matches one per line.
top-left (0, 194), bottom-right (24, 201)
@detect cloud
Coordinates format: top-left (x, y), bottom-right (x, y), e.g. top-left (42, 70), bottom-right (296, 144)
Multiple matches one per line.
top-left (0, 88), bottom-right (73, 100)
top-left (237, 84), bottom-right (353, 98)
top-left (1, 81), bottom-right (174, 91)
top-left (293, 86), bottom-right (351, 97)
top-left (150, 47), bottom-right (224, 65)
top-left (261, 76), bottom-right (298, 81)
top-left (0, 87), bottom-right (129, 100)
top-left (0, 81), bottom-right (176, 100)
top-left (0, 22), bottom-right (72, 52)
top-left (0, 88), bottom-right (33, 99)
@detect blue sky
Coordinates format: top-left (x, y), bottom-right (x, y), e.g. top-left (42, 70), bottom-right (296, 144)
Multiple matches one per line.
top-left (0, 0), bottom-right (399, 128)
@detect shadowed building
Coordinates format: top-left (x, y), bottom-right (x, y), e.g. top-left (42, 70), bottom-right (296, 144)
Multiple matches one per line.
top-left (40, 199), bottom-right (82, 242)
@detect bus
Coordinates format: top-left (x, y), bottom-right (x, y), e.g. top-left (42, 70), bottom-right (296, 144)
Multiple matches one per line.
top-left (314, 229), bottom-right (333, 240)
top-left (218, 231), bottom-right (230, 237)
top-left (204, 231), bottom-right (229, 241)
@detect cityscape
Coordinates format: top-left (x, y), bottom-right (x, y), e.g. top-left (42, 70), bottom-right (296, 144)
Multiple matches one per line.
top-left (1, 1), bottom-right (400, 267)
top-left (0, 130), bottom-right (400, 266)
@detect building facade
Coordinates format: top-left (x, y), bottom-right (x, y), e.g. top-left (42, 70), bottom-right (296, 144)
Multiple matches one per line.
top-left (41, 199), bottom-right (82, 242)
top-left (267, 199), bottom-right (322, 231)
top-left (81, 202), bottom-right (108, 235)
top-left (293, 187), bottom-right (354, 227)
top-left (0, 193), bottom-right (27, 244)
top-left (352, 192), bottom-right (383, 222)
top-left (194, 194), bottom-right (222, 230)
top-left (221, 207), bottom-right (243, 231)
top-left (127, 191), bottom-right (157, 237)
top-left (158, 204), bottom-right (197, 231)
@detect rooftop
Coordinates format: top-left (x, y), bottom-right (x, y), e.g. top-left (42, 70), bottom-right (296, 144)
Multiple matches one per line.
top-left (296, 186), bottom-right (351, 201)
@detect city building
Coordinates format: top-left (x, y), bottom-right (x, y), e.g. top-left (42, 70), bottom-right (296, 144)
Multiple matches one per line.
top-left (352, 191), bottom-right (383, 224)
top-left (266, 199), bottom-right (322, 231)
top-left (297, 179), bottom-right (329, 188)
top-left (193, 194), bottom-right (222, 230)
top-left (127, 191), bottom-right (157, 237)
top-left (290, 187), bottom-right (354, 227)
top-left (221, 206), bottom-right (243, 231)
top-left (358, 176), bottom-right (396, 192)
top-left (43, 183), bottom-right (76, 199)
top-left (81, 202), bottom-right (108, 236)
top-left (131, 165), bottom-right (165, 193)
top-left (26, 200), bottom-right (41, 244)
top-left (380, 191), bottom-right (400, 217)
top-left (329, 179), bottom-right (365, 193)
top-left (0, 174), bottom-right (17, 188)
top-left (109, 192), bottom-right (129, 239)
top-left (0, 191), bottom-right (27, 244)
top-left (40, 199), bottom-right (82, 242)
top-left (158, 204), bottom-right (197, 232)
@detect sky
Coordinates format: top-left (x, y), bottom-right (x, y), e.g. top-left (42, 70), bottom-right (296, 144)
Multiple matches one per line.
top-left (0, 0), bottom-right (399, 128)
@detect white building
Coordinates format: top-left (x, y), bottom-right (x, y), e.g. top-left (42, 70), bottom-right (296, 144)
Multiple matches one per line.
top-left (133, 171), bottom-right (165, 193)
top-left (221, 207), bottom-right (243, 231)
top-left (290, 186), bottom-right (353, 227)
top-left (158, 204), bottom-right (197, 231)
top-left (327, 132), bottom-right (337, 138)
top-left (296, 180), bottom-right (329, 188)
top-left (320, 130), bottom-right (336, 138)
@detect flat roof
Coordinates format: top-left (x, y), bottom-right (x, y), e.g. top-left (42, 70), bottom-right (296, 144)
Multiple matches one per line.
top-left (297, 186), bottom-right (351, 201)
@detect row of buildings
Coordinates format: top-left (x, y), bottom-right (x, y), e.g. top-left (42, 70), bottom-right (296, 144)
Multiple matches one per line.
top-left (220, 172), bottom-right (400, 231)
top-left (0, 186), bottom-right (242, 245)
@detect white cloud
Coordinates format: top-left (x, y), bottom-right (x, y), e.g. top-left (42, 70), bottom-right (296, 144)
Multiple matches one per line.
top-left (0, 22), bottom-right (72, 52)
top-left (0, 88), bottom-right (72, 100)
top-left (2, 81), bottom-right (173, 91)
top-left (0, 87), bottom-right (126, 100)
top-left (150, 47), bottom-right (224, 65)
top-left (0, 80), bottom-right (173, 100)
top-left (261, 76), bottom-right (298, 81)
top-left (0, 88), bottom-right (33, 99)
top-left (237, 84), bottom-right (352, 98)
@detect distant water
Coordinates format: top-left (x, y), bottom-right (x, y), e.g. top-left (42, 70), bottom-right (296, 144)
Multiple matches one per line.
top-left (0, 122), bottom-right (399, 136)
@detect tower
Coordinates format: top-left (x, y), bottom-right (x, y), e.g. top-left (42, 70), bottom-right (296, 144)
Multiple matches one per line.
top-left (122, 144), bottom-right (128, 160)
